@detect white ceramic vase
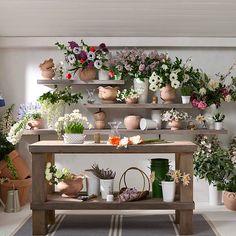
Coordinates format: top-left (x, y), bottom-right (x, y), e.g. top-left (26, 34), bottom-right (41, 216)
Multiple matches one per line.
top-left (181, 96), bottom-right (191, 104)
top-left (100, 179), bottom-right (114, 199)
top-left (85, 171), bottom-right (100, 196)
top-left (151, 110), bottom-right (162, 129)
top-left (133, 78), bottom-right (149, 103)
top-left (99, 69), bottom-right (109, 80)
top-left (209, 183), bottom-right (222, 206)
top-left (214, 122), bottom-right (223, 130)
top-left (140, 118), bottom-right (157, 130)
top-left (161, 181), bottom-right (176, 202)
top-left (63, 134), bottom-right (86, 144)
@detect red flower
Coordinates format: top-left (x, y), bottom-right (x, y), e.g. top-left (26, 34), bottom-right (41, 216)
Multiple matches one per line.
top-left (80, 59), bottom-right (85, 64)
top-left (90, 47), bottom-right (96, 52)
top-left (66, 73), bottom-right (72, 80)
top-left (108, 70), bottom-right (115, 78)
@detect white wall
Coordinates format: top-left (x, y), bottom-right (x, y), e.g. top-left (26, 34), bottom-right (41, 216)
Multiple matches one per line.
top-left (0, 38), bottom-right (236, 203)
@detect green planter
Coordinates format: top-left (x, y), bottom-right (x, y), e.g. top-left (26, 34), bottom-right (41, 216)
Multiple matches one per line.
top-left (150, 158), bottom-right (169, 198)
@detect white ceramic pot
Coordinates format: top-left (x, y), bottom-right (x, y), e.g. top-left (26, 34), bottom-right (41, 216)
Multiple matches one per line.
top-left (140, 118), bottom-right (157, 130)
top-left (214, 122), bottom-right (223, 130)
top-left (133, 78), bottom-right (149, 103)
top-left (161, 181), bottom-right (176, 202)
top-left (151, 110), bottom-right (162, 129)
top-left (63, 134), bottom-right (86, 144)
top-left (85, 171), bottom-right (100, 196)
top-left (181, 96), bottom-right (191, 104)
top-left (209, 184), bottom-right (222, 206)
top-left (100, 179), bottom-right (114, 199)
top-left (99, 69), bottom-right (109, 80)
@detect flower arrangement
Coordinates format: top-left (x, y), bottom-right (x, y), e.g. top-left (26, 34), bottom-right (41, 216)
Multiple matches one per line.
top-left (212, 112), bottom-right (225, 122)
top-left (45, 162), bottom-right (74, 185)
top-left (109, 49), bottom-right (167, 81)
top-left (116, 88), bottom-right (139, 102)
top-left (195, 114), bottom-right (207, 129)
top-left (161, 108), bottom-right (189, 122)
top-left (55, 40), bottom-right (110, 73)
top-left (55, 109), bottom-right (93, 138)
top-left (17, 102), bottom-right (42, 121)
top-left (90, 164), bottom-right (116, 179)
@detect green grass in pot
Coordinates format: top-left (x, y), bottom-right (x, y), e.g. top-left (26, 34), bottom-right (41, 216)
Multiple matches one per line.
top-left (180, 86), bottom-right (192, 96)
top-left (64, 122), bottom-right (84, 134)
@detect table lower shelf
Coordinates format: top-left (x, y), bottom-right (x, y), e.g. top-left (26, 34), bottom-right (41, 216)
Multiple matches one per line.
top-left (31, 193), bottom-right (194, 210)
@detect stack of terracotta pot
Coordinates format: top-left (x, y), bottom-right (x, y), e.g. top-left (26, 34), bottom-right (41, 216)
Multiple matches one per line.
top-left (94, 110), bottom-right (106, 129)
top-left (0, 150), bottom-right (32, 206)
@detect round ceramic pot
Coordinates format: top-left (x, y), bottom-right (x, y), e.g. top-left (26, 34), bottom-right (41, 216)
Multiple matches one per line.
top-left (215, 122), bottom-right (223, 130)
top-left (57, 175), bottom-right (83, 197)
top-left (125, 97), bottom-right (138, 104)
top-left (78, 68), bottom-right (97, 81)
top-left (168, 120), bottom-right (181, 130)
top-left (161, 181), bottom-right (176, 202)
top-left (160, 84), bottom-right (176, 104)
top-left (28, 118), bottom-right (43, 130)
top-left (63, 134), bottom-right (86, 144)
top-left (124, 115), bottom-right (140, 130)
top-left (41, 70), bottom-right (55, 80)
top-left (98, 86), bottom-right (119, 104)
top-left (94, 111), bottom-right (106, 121)
top-left (223, 191), bottom-right (236, 211)
top-left (95, 120), bottom-right (106, 129)
top-left (181, 96), bottom-right (191, 104)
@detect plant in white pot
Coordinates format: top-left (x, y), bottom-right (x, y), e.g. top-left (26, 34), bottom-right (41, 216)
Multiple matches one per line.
top-left (212, 112), bottom-right (225, 130)
top-left (91, 164), bottom-right (116, 199)
top-left (55, 109), bottom-right (93, 144)
top-left (180, 86), bottom-right (192, 104)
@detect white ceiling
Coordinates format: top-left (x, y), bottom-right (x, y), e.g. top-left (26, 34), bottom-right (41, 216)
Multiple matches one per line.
top-left (0, 0), bottom-right (236, 37)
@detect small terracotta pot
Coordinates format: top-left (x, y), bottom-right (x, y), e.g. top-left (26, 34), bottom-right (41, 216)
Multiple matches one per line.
top-left (28, 118), bottom-right (43, 130)
top-left (78, 68), bottom-right (97, 81)
top-left (160, 84), bottom-right (176, 104)
top-left (94, 111), bottom-right (106, 121)
top-left (223, 191), bottom-right (236, 211)
top-left (125, 97), bottom-right (138, 104)
top-left (95, 120), bottom-right (106, 129)
top-left (124, 115), bottom-right (140, 130)
top-left (0, 150), bottom-right (31, 180)
top-left (57, 175), bottom-right (83, 197)
top-left (41, 70), bottom-right (55, 80)
top-left (0, 177), bottom-right (32, 206)
top-left (168, 120), bottom-right (181, 130)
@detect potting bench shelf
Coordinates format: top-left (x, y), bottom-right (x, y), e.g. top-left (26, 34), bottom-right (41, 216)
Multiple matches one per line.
top-left (29, 140), bottom-right (196, 235)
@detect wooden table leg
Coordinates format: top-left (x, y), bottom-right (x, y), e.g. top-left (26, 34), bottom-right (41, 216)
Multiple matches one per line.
top-left (179, 210), bottom-right (193, 235)
top-left (32, 210), bottom-right (47, 235)
top-left (175, 153), bottom-right (180, 224)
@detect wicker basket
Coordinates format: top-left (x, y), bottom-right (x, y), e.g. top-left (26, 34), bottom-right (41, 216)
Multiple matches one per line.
top-left (118, 167), bottom-right (150, 202)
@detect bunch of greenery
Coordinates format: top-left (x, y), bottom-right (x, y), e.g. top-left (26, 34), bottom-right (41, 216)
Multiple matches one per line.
top-left (180, 86), bottom-right (193, 96)
top-left (64, 122), bottom-right (84, 134)
top-left (90, 164), bottom-right (116, 179)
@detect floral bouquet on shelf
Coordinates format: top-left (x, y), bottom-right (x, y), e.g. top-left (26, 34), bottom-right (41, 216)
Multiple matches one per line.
top-left (55, 109), bottom-right (93, 144)
top-left (116, 88), bottom-right (139, 104)
top-left (55, 40), bottom-right (110, 74)
top-left (195, 114), bottom-right (208, 129)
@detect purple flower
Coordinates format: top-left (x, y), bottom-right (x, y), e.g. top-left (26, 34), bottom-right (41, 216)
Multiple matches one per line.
top-left (139, 64), bottom-right (145, 72)
top-left (87, 62), bottom-right (94, 68)
top-left (99, 43), bottom-right (109, 52)
top-left (68, 41), bottom-right (79, 49)
top-left (17, 102), bottom-right (41, 120)
top-left (79, 51), bottom-right (87, 60)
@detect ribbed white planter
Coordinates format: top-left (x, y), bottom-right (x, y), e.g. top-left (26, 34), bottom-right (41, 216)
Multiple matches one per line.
top-left (100, 179), bottom-right (114, 199)
top-left (214, 122), bottom-right (223, 130)
top-left (161, 181), bottom-right (176, 202)
top-left (99, 69), bottom-right (109, 80)
top-left (209, 184), bottom-right (222, 206)
top-left (140, 118), bottom-right (157, 130)
top-left (63, 134), bottom-right (85, 144)
top-left (133, 78), bottom-right (149, 103)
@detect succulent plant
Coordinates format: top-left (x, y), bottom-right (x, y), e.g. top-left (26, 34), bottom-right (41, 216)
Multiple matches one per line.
top-left (90, 164), bottom-right (116, 179)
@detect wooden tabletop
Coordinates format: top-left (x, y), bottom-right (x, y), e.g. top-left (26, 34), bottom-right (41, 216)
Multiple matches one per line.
top-left (29, 140), bottom-right (197, 154)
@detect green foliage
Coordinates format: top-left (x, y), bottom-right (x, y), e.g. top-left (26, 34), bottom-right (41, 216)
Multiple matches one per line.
top-left (90, 164), bottom-right (116, 179)
top-left (0, 104), bottom-right (15, 136)
top-left (180, 86), bottom-right (193, 96)
top-left (212, 112), bottom-right (225, 122)
top-left (0, 135), bottom-right (15, 162)
top-left (4, 155), bottom-right (18, 179)
top-left (64, 122), bottom-right (84, 134)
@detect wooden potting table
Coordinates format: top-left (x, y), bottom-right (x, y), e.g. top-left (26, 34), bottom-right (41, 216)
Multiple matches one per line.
top-left (29, 140), bottom-right (197, 235)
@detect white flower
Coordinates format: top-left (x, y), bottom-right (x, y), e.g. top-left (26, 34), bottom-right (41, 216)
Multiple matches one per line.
top-left (94, 60), bottom-right (102, 69)
top-left (149, 76), bottom-right (158, 84)
top-left (161, 64), bottom-right (168, 70)
top-left (208, 79), bottom-right (219, 91)
top-left (118, 137), bottom-right (129, 148)
top-left (171, 79), bottom-right (180, 89)
top-left (73, 47), bottom-right (81, 54)
top-left (55, 170), bottom-right (63, 179)
top-left (199, 88), bottom-right (207, 96)
top-left (87, 51), bottom-right (95, 61)
top-left (156, 76), bottom-right (163, 83)
top-left (225, 94), bottom-right (232, 102)
top-left (129, 135), bottom-right (142, 145)
top-left (67, 54), bottom-right (76, 64)
top-left (169, 73), bottom-right (178, 81)
top-left (149, 84), bottom-right (158, 92)
top-left (46, 162), bottom-right (51, 168)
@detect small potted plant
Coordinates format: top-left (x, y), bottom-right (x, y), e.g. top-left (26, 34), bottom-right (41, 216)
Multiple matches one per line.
top-left (161, 108), bottom-right (190, 130)
top-left (212, 112), bottom-right (225, 130)
top-left (180, 85), bottom-right (192, 104)
top-left (45, 162), bottom-right (83, 197)
top-left (90, 164), bottom-right (116, 199)
top-left (55, 109), bottom-right (93, 144)
top-left (116, 88), bottom-right (139, 104)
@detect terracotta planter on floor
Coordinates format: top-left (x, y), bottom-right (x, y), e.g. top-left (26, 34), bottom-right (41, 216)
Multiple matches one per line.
top-left (78, 68), bottom-right (97, 81)
top-left (160, 84), bottom-right (176, 104)
top-left (223, 191), bottom-right (236, 211)
top-left (0, 150), bottom-right (31, 180)
top-left (0, 177), bottom-right (32, 206)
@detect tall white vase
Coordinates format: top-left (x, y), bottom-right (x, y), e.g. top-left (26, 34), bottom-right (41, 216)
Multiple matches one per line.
top-left (99, 69), bottom-right (109, 80)
top-left (151, 110), bottom-right (162, 129)
top-left (133, 78), bottom-right (149, 103)
top-left (161, 181), bottom-right (176, 202)
top-left (85, 171), bottom-right (100, 196)
top-left (100, 179), bottom-right (114, 199)
top-left (209, 183), bottom-right (222, 206)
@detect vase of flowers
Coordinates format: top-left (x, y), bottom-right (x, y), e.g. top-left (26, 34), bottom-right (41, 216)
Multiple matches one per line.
top-left (116, 88), bottom-right (139, 104)
top-left (212, 112), bottom-right (225, 130)
top-left (55, 109), bottom-right (93, 144)
top-left (55, 40), bottom-right (110, 80)
top-left (161, 108), bottom-right (189, 130)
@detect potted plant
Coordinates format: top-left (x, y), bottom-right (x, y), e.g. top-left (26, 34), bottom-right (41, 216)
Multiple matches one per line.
top-left (38, 86), bottom-right (82, 129)
top-left (212, 112), bottom-right (225, 130)
top-left (161, 108), bottom-right (190, 130)
top-left (180, 85), bottom-right (192, 104)
top-left (45, 162), bottom-right (83, 197)
top-left (56, 40), bottom-right (110, 80)
top-left (90, 164), bottom-right (116, 199)
top-left (55, 109), bottom-right (93, 144)
top-left (116, 88), bottom-right (139, 104)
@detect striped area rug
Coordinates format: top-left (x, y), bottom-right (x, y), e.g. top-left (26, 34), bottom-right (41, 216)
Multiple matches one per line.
top-left (14, 214), bottom-right (218, 236)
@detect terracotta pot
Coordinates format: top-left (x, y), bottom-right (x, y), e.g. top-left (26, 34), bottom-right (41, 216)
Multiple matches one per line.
top-left (41, 70), bottom-right (55, 80)
top-left (223, 191), bottom-right (236, 211)
top-left (125, 97), bottom-right (138, 104)
top-left (94, 111), bottom-right (106, 121)
top-left (0, 150), bottom-right (31, 180)
top-left (124, 115), bottom-right (140, 130)
top-left (78, 68), bottom-right (97, 81)
top-left (98, 86), bottom-right (119, 104)
top-left (168, 120), bottom-right (181, 130)
top-left (57, 175), bottom-right (83, 197)
top-left (28, 118), bottom-right (43, 130)
top-left (0, 177), bottom-right (32, 206)
top-left (95, 120), bottom-right (106, 129)
top-left (160, 84), bottom-right (176, 104)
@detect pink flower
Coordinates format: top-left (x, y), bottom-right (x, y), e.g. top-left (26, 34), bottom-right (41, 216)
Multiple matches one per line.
top-left (197, 101), bottom-right (207, 110)
top-left (191, 99), bottom-right (199, 108)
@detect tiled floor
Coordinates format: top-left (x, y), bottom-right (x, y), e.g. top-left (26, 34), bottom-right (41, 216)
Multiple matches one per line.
top-left (0, 203), bottom-right (236, 236)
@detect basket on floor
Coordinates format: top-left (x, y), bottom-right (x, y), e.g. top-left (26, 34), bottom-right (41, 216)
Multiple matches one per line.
top-left (118, 167), bottom-right (150, 202)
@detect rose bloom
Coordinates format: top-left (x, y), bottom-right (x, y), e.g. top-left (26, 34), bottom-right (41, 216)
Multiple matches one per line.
top-left (197, 101), bottom-right (207, 110)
